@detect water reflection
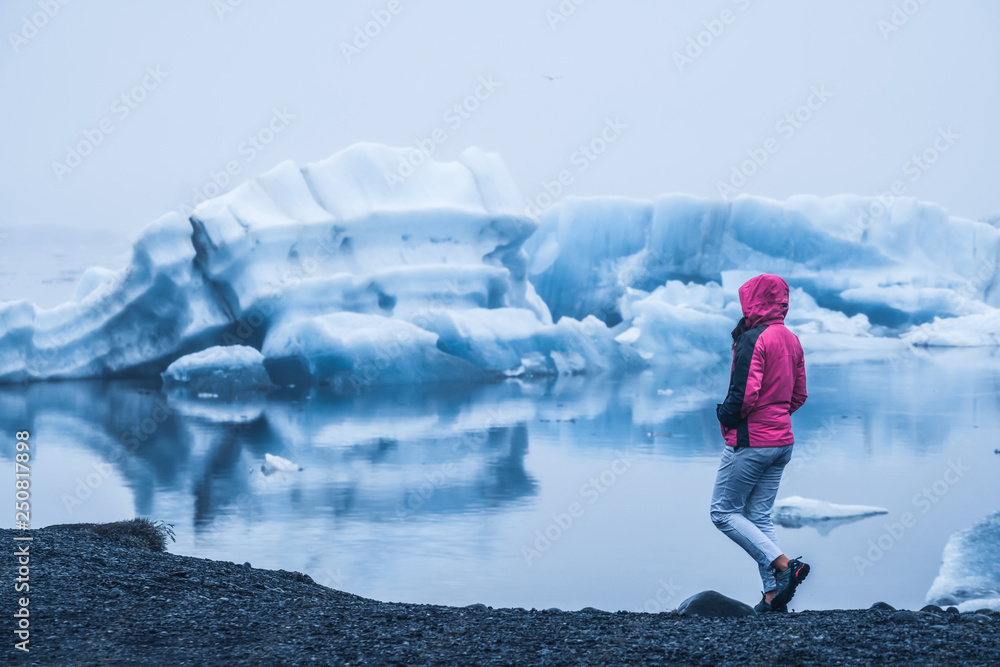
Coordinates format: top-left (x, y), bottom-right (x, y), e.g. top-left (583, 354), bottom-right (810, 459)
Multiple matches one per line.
top-left (776, 515), bottom-right (881, 536)
top-left (0, 351), bottom-right (992, 527)
top-left (1, 349), bottom-right (998, 610)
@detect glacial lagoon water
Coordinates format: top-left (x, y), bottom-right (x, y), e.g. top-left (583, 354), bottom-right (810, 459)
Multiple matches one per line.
top-left (2, 348), bottom-right (998, 613)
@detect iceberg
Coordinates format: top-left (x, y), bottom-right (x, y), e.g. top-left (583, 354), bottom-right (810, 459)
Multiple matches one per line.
top-left (614, 281), bottom-right (740, 366)
top-left (0, 144), bottom-right (582, 384)
top-left (3, 142), bottom-right (1000, 386)
top-left (903, 311), bottom-right (1000, 347)
top-left (162, 345), bottom-right (272, 396)
top-left (612, 278), bottom-right (888, 362)
top-left (525, 194), bottom-right (1000, 336)
top-left (926, 510), bottom-right (1000, 612)
top-left (772, 496), bottom-right (888, 530)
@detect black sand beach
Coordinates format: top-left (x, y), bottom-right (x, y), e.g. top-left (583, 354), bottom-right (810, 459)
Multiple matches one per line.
top-left (4, 525), bottom-right (999, 666)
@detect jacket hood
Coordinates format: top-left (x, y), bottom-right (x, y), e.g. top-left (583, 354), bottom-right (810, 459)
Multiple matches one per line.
top-left (738, 274), bottom-right (789, 328)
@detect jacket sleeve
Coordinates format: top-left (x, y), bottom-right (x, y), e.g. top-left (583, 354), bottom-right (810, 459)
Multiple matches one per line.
top-left (716, 333), bottom-right (764, 428)
top-left (790, 353), bottom-right (807, 414)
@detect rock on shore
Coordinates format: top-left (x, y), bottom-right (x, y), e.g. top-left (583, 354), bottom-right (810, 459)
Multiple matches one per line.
top-left (4, 526), bottom-right (1000, 666)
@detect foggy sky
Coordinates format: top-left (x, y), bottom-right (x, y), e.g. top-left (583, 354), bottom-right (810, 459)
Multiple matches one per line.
top-left (2, 0), bottom-right (998, 240)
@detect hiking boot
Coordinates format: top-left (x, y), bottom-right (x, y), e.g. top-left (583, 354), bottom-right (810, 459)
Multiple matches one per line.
top-left (771, 558), bottom-right (810, 609)
top-left (754, 592), bottom-right (786, 613)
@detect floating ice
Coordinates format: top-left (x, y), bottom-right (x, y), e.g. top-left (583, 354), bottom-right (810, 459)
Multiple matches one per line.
top-left (261, 453), bottom-right (302, 475)
top-left (903, 310), bottom-right (1000, 347)
top-left (162, 345), bottom-right (272, 396)
top-left (772, 495), bottom-right (888, 529)
top-left (926, 510), bottom-right (1000, 612)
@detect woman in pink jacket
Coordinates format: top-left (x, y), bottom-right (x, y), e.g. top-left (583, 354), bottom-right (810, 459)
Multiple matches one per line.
top-left (711, 274), bottom-right (810, 613)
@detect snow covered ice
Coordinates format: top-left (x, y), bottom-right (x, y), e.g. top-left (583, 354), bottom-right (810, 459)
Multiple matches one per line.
top-left (1, 143), bottom-right (999, 386)
top-left (926, 510), bottom-right (1000, 612)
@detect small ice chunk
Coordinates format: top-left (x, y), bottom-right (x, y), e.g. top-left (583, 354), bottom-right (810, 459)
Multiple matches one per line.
top-left (773, 495), bottom-right (888, 528)
top-left (261, 453), bottom-right (302, 475)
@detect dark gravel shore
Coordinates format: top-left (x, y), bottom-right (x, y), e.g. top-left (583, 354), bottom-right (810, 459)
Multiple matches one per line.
top-left (4, 525), bottom-right (999, 666)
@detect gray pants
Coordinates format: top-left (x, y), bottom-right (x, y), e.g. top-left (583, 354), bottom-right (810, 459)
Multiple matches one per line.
top-left (710, 444), bottom-right (792, 592)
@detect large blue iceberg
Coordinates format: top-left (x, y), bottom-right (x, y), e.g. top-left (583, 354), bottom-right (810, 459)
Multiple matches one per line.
top-left (1, 143), bottom-right (998, 385)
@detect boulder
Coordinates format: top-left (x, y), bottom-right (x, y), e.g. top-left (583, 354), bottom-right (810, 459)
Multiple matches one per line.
top-left (676, 591), bottom-right (755, 618)
top-left (891, 611), bottom-right (923, 624)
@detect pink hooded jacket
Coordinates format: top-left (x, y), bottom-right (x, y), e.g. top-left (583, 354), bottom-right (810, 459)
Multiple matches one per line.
top-left (716, 274), bottom-right (807, 448)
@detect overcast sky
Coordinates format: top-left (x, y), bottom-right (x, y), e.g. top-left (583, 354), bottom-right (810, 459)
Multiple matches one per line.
top-left (2, 0), bottom-right (998, 243)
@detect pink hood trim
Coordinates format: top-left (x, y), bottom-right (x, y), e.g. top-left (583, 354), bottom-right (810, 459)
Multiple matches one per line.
top-left (739, 274), bottom-right (789, 329)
